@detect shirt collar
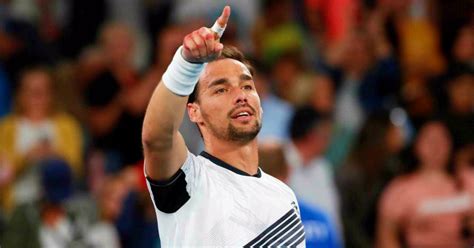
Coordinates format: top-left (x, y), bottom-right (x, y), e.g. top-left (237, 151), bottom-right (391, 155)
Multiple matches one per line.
top-left (200, 151), bottom-right (262, 178)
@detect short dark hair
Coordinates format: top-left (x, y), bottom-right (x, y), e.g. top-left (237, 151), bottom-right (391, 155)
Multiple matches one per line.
top-left (290, 105), bottom-right (331, 141)
top-left (187, 46), bottom-right (255, 103)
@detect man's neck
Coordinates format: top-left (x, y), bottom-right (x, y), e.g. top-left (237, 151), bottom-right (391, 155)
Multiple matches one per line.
top-left (204, 139), bottom-right (259, 176)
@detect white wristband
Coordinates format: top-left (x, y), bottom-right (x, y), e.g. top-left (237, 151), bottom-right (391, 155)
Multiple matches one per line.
top-left (162, 46), bottom-right (205, 96)
top-left (211, 22), bottom-right (226, 39)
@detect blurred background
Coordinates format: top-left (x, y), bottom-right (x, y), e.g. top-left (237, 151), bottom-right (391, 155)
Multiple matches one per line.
top-left (0, 0), bottom-right (472, 247)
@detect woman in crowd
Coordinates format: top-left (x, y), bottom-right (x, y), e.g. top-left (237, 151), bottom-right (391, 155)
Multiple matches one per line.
top-left (377, 121), bottom-right (470, 247)
top-left (0, 67), bottom-right (83, 212)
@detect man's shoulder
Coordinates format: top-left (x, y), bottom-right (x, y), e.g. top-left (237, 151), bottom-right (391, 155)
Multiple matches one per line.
top-left (260, 171), bottom-right (297, 197)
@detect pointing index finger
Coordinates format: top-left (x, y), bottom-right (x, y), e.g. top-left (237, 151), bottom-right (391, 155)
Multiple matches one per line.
top-left (216, 6), bottom-right (231, 28)
top-left (211, 6), bottom-right (231, 39)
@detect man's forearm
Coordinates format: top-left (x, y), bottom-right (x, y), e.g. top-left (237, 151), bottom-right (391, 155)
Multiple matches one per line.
top-left (142, 82), bottom-right (188, 151)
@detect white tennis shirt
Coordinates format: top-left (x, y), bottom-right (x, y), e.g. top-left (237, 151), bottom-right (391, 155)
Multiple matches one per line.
top-left (146, 151), bottom-right (306, 247)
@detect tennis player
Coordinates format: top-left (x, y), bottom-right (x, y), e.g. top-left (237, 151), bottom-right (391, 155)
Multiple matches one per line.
top-left (142, 6), bottom-right (305, 247)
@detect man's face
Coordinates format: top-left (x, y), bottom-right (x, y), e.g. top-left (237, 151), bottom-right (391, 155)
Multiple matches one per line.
top-left (188, 58), bottom-right (262, 144)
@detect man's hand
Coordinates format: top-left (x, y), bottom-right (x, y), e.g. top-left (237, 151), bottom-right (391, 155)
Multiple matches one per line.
top-left (182, 6), bottom-right (231, 63)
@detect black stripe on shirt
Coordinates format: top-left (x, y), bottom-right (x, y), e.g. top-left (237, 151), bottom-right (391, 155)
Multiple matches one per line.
top-left (260, 218), bottom-right (303, 247)
top-left (244, 209), bottom-right (295, 247)
top-left (252, 215), bottom-right (299, 247)
top-left (244, 208), bottom-right (305, 247)
top-left (282, 227), bottom-right (305, 247)
top-left (273, 222), bottom-right (305, 247)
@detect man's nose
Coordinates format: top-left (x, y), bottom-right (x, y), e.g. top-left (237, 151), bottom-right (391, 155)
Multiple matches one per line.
top-left (233, 88), bottom-right (248, 105)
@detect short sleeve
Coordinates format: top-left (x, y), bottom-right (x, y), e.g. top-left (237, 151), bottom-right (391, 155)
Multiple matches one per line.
top-left (179, 152), bottom-right (204, 196)
top-left (145, 152), bottom-right (203, 213)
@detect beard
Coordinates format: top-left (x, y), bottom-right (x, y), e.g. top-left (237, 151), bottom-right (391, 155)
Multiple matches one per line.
top-left (226, 120), bottom-right (262, 143)
top-left (201, 110), bottom-right (262, 144)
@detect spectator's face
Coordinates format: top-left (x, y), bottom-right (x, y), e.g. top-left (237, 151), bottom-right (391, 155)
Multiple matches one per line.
top-left (310, 76), bottom-right (334, 114)
top-left (415, 123), bottom-right (452, 169)
top-left (453, 27), bottom-right (474, 62)
top-left (448, 74), bottom-right (474, 113)
top-left (102, 25), bottom-right (135, 66)
top-left (188, 59), bottom-right (262, 144)
top-left (18, 71), bottom-right (53, 117)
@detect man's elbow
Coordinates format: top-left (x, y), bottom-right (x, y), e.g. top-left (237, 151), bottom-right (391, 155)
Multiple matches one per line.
top-left (142, 131), bottom-right (173, 152)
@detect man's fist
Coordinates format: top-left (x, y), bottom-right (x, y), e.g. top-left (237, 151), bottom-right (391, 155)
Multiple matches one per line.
top-left (181, 6), bottom-right (231, 63)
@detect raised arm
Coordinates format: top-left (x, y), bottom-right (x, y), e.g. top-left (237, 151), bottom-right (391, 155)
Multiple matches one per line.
top-left (142, 6), bottom-right (231, 180)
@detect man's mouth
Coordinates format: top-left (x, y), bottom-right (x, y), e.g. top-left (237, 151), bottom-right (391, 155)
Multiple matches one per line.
top-left (230, 107), bottom-right (255, 121)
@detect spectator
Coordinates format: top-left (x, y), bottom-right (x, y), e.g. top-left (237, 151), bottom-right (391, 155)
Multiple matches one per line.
top-left (320, 17), bottom-right (401, 165)
top-left (112, 166), bottom-right (160, 248)
top-left (377, 121), bottom-right (469, 247)
top-left (306, 74), bottom-right (351, 168)
top-left (83, 22), bottom-right (144, 169)
top-left (436, 0), bottom-right (472, 66)
top-left (7, 0), bottom-right (68, 45)
top-left (255, 70), bottom-right (294, 143)
top-left (284, 106), bottom-right (343, 238)
top-left (87, 174), bottom-right (126, 248)
top-left (1, 159), bottom-right (117, 248)
top-left (0, 67), bottom-right (83, 212)
top-left (105, 0), bottom-right (150, 70)
top-left (441, 68), bottom-right (474, 148)
top-left (330, 29), bottom-right (400, 132)
top-left (259, 143), bottom-right (342, 248)
top-left (270, 50), bottom-right (304, 104)
top-left (336, 111), bottom-right (405, 248)
top-left (449, 25), bottom-right (473, 70)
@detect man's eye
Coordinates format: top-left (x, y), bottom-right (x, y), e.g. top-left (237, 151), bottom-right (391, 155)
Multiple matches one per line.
top-left (243, 85), bottom-right (253, 90)
top-left (215, 88), bottom-right (227, 94)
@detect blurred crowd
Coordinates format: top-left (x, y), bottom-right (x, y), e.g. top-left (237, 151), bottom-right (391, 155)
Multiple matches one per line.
top-left (0, 0), bottom-right (472, 247)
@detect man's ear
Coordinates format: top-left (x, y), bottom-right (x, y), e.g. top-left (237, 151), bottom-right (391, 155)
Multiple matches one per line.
top-left (187, 102), bottom-right (202, 123)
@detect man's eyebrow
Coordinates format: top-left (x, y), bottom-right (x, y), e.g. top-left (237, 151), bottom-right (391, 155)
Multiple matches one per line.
top-left (240, 74), bottom-right (253, 81)
top-left (208, 74), bottom-right (253, 88)
top-left (208, 78), bottom-right (229, 88)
